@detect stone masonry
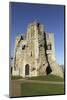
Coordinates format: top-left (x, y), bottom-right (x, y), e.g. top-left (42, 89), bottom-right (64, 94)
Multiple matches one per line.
top-left (12, 22), bottom-right (63, 78)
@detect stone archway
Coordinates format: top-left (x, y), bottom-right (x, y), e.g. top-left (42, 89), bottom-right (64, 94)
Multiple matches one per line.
top-left (25, 64), bottom-right (29, 75)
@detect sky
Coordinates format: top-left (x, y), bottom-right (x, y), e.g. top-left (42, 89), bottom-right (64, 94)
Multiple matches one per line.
top-left (10, 2), bottom-right (65, 65)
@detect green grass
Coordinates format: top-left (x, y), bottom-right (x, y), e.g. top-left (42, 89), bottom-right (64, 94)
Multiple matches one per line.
top-left (21, 82), bottom-right (64, 96)
top-left (27, 74), bottom-right (64, 82)
top-left (11, 76), bottom-right (23, 80)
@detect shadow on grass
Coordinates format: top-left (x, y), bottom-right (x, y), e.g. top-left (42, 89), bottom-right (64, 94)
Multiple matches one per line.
top-left (11, 76), bottom-right (23, 80)
top-left (27, 74), bottom-right (64, 82)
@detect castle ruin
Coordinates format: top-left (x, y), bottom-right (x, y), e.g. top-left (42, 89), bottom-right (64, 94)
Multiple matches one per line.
top-left (12, 22), bottom-right (63, 78)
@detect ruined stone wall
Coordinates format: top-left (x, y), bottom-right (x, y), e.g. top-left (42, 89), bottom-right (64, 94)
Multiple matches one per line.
top-left (36, 24), bottom-right (47, 75)
top-left (12, 22), bottom-right (63, 78)
top-left (26, 22), bottom-right (39, 76)
top-left (46, 33), bottom-right (63, 77)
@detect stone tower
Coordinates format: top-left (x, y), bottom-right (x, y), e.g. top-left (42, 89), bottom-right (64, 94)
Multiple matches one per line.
top-left (12, 22), bottom-right (63, 78)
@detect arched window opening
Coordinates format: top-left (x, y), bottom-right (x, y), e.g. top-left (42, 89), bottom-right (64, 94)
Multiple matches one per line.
top-left (31, 51), bottom-right (32, 56)
top-left (22, 45), bottom-right (25, 50)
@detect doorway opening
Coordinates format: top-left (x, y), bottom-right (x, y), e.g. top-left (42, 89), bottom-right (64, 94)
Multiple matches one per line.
top-left (25, 64), bottom-right (29, 75)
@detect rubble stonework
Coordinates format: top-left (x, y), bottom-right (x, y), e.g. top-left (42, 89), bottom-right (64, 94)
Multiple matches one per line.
top-left (12, 22), bottom-right (63, 78)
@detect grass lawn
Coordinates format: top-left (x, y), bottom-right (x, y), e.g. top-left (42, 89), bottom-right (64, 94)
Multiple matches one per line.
top-left (21, 82), bottom-right (64, 96)
top-left (11, 76), bottom-right (23, 80)
top-left (27, 74), bottom-right (64, 82)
